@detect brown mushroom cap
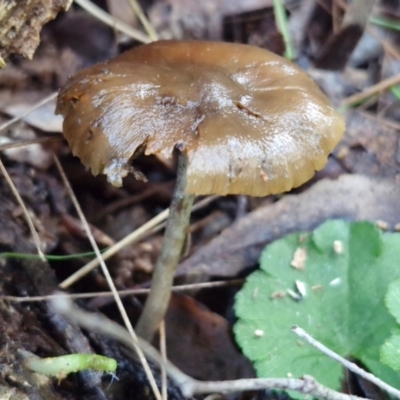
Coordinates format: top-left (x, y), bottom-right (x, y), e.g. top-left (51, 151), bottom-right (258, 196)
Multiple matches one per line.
top-left (56, 40), bottom-right (345, 196)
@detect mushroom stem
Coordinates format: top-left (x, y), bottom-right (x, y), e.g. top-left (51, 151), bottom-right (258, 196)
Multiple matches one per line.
top-left (135, 152), bottom-right (195, 341)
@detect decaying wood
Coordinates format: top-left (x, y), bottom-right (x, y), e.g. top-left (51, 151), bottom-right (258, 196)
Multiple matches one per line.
top-left (0, 0), bottom-right (72, 62)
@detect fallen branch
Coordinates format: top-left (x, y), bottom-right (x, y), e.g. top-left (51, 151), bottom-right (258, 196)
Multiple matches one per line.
top-left (51, 295), bottom-right (370, 400)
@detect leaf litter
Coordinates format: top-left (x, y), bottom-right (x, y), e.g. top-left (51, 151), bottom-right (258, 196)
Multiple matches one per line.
top-left (1, 0), bottom-right (400, 399)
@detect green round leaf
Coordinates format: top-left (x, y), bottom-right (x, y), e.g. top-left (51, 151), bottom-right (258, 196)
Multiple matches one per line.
top-left (234, 220), bottom-right (400, 395)
top-left (381, 334), bottom-right (400, 371)
top-left (386, 279), bottom-right (400, 324)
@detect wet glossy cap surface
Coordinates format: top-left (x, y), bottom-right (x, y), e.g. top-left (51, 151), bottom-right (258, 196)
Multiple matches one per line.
top-left (56, 40), bottom-right (345, 196)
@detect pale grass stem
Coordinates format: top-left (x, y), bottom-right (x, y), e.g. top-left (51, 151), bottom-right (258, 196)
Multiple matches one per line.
top-left (128, 0), bottom-right (158, 41)
top-left (53, 154), bottom-right (161, 400)
top-left (159, 320), bottom-right (168, 400)
top-left (0, 92), bottom-right (58, 134)
top-left (0, 157), bottom-right (45, 260)
top-left (59, 195), bottom-right (217, 289)
top-left (2, 279), bottom-right (244, 302)
top-left (74, 0), bottom-right (151, 43)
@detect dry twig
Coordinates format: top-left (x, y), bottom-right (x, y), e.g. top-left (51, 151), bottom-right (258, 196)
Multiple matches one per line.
top-left (53, 154), bottom-right (161, 400)
top-left (0, 92), bottom-right (58, 134)
top-left (128, 0), bottom-right (158, 41)
top-left (292, 326), bottom-right (400, 399)
top-left (2, 279), bottom-right (244, 302)
top-left (0, 136), bottom-right (62, 151)
top-left (159, 320), bottom-right (168, 400)
top-left (74, 0), bottom-right (151, 43)
top-left (52, 295), bottom-right (370, 400)
top-left (0, 157), bottom-right (45, 260)
top-left (342, 73), bottom-right (400, 107)
top-left (59, 196), bottom-right (217, 289)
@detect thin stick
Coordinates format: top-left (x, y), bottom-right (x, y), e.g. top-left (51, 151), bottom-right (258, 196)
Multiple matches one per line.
top-left (53, 155), bottom-right (161, 400)
top-left (59, 195), bottom-right (217, 289)
top-left (128, 0), bottom-right (158, 41)
top-left (360, 110), bottom-right (400, 131)
top-left (2, 279), bottom-right (245, 302)
top-left (0, 136), bottom-right (62, 151)
top-left (159, 320), bottom-right (168, 400)
top-left (292, 325), bottom-right (400, 399)
top-left (135, 153), bottom-right (195, 340)
top-left (0, 157), bottom-right (45, 261)
top-left (342, 73), bottom-right (400, 107)
top-left (74, 0), bottom-right (151, 44)
top-left (189, 375), bottom-right (368, 399)
top-left (59, 208), bottom-right (168, 288)
top-left (52, 296), bottom-right (369, 400)
top-left (0, 92), bottom-right (58, 134)
top-left (332, 1), bottom-right (342, 33)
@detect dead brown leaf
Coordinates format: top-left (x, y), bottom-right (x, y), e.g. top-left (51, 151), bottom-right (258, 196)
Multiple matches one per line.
top-left (177, 174), bottom-right (400, 282)
top-left (165, 293), bottom-right (254, 381)
top-left (336, 110), bottom-right (400, 179)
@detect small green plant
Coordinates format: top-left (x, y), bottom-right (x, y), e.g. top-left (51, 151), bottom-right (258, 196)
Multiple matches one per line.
top-left (25, 353), bottom-right (117, 380)
top-left (234, 220), bottom-right (400, 397)
top-left (0, 249), bottom-right (108, 261)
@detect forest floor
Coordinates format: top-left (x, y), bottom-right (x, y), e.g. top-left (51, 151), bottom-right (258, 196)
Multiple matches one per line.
top-left (1, 1), bottom-right (400, 399)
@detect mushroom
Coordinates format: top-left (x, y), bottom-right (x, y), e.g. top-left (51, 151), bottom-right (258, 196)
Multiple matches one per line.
top-left (56, 40), bottom-right (345, 341)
